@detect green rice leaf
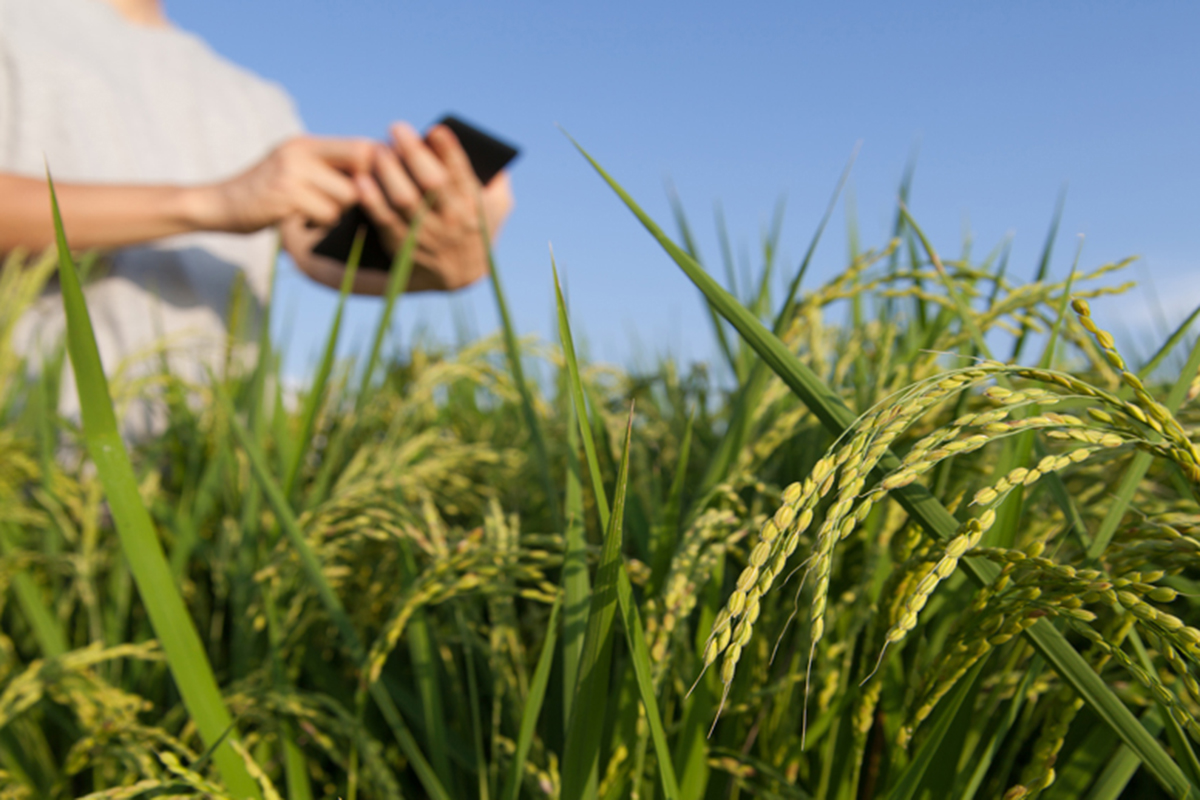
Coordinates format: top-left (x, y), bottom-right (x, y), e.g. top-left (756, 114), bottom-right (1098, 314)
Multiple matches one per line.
top-left (47, 170), bottom-right (260, 799)
top-left (554, 260), bottom-right (611, 529)
top-left (283, 227), bottom-right (363, 498)
top-left (1043, 716), bottom-right (1119, 800)
top-left (1011, 189), bottom-right (1066, 363)
top-left (503, 595), bottom-right (562, 800)
top-left (666, 182), bottom-right (736, 377)
top-left (616, 565), bottom-right (679, 799)
top-left (356, 211), bottom-right (424, 409)
top-left (695, 149), bottom-right (853, 499)
top-left (561, 397), bottom-right (591, 728)
top-left (486, 221), bottom-right (560, 528)
top-left (885, 655), bottom-right (990, 800)
top-left (649, 411), bottom-right (692, 594)
top-left (398, 540), bottom-right (453, 792)
top-left (0, 524), bottom-right (67, 658)
top-left (899, 206), bottom-right (991, 360)
top-left (958, 655), bottom-right (1045, 800)
top-left (457, 608), bottom-right (490, 800)
top-left (561, 404), bottom-right (635, 800)
top-left (1085, 710), bottom-right (1165, 800)
top-left (1139, 302), bottom-right (1200, 380)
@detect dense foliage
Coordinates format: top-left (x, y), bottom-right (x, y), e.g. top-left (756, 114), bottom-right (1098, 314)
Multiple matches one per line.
top-left (0, 155), bottom-right (1198, 800)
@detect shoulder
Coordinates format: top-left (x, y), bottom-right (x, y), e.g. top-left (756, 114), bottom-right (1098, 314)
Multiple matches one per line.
top-left (158, 27), bottom-right (305, 140)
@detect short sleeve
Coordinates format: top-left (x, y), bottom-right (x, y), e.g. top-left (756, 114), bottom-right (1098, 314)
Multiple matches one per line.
top-left (244, 73), bottom-right (306, 150)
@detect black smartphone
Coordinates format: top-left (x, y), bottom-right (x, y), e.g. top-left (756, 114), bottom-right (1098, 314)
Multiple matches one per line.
top-left (312, 115), bottom-right (519, 270)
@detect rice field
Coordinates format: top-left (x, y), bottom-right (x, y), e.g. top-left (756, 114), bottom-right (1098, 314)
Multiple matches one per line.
top-left (0, 145), bottom-right (1198, 800)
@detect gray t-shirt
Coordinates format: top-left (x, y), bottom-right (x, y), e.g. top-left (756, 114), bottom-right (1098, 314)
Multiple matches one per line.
top-left (2, 0), bottom-right (303, 429)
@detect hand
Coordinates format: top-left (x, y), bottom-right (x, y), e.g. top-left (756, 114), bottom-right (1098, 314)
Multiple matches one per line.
top-left (198, 136), bottom-right (376, 233)
top-left (355, 122), bottom-right (514, 292)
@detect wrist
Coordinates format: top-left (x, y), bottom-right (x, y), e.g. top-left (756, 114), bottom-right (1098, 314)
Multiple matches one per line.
top-left (177, 183), bottom-right (227, 232)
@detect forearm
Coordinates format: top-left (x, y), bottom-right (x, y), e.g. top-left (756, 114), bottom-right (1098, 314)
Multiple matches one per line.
top-left (0, 173), bottom-right (216, 253)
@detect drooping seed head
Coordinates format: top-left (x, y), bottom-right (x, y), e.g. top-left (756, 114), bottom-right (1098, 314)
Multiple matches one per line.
top-left (749, 541), bottom-right (772, 568)
top-left (727, 590), bottom-right (747, 617)
top-left (736, 566), bottom-right (759, 593)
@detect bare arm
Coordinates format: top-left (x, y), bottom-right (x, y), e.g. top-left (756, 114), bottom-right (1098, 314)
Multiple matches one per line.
top-left (0, 136), bottom-right (375, 253)
top-left (0, 175), bottom-right (207, 252)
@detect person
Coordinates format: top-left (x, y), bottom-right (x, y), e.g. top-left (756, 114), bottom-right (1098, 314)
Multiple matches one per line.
top-left (0, 0), bottom-right (512, 431)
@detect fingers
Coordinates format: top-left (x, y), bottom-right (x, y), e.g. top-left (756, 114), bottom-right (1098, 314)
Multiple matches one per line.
top-left (373, 144), bottom-right (424, 213)
top-left (292, 183), bottom-right (346, 228)
top-left (390, 123), bottom-right (452, 197)
top-left (355, 168), bottom-right (415, 252)
top-left (294, 137), bottom-right (372, 217)
top-left (304, 136), bottom-right (377, 174)
top-left (303, 158), bottom-right (359, 208)
top-left (425, 124), bottom-right (478, 188)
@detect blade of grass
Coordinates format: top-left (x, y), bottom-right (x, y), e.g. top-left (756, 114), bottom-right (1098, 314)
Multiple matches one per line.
top-left (1043, 713), bottom-right (1119, 800)
top-left (649, 411), bottom-right (693, 594)
top-left (958, 654), bottom-right (1044, 800)
top-left (398, 541), bottom-right (453, 792)
top-left (1139, 303), bottom-right (1200, 379)
top-left (356, 211), bottom-right (424, 410)
top-left (695, 146), bottom-right (856, 500)
top-left (616, 557), bottom-right (680, 800)
top-left (48, 171), bottom-right (260, 799)
top-left (666, 181), bottom-right (737, 377)
top-left (503, 595), bottom-right (562, 800)
top-left (456, 609), bottom-right (490, 800)
top-left (749, 197), bottom-right (785, 321)
top-left (674, 554), bottom-right (723, 800)
top-left (561, 405), bottom-right (635, 800)
top-left (562, 398), bottom-right (591, 728)
top-left (714, 203), bottom-right (741, 306)
top-left (714, 204), bottom-right (751, 383)
top-left (263, 580), bottom-right (313, 800)
top-left (407, 613), bottom-right (451, 788)
top-left (554, 259), bottom-right (610, 529)
top-left (487, 228), bottom-right (559, 528)
top-left (0, 523), bottom-right (68, 657)
top-left (884, 655), bottom-right (991, 800)
top-left (898, 205), bottom-right (991, 358)
top-left (1011, 188), bottom-right (1066, 363)
top-left (886, 144), bottom-right (919, 273)
top-left (1085, 708), bottom-right (1166, 800)
top-left (566, 135), bottom-right (1200, 800)
top-left (282, 228), bottom-right (363, 498)
top-left (1087, 319), bottom-right (1200, 560)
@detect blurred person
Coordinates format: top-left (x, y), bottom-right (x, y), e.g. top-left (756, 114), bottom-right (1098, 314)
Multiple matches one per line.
top-left (0, 0), bottom-right (512, 431)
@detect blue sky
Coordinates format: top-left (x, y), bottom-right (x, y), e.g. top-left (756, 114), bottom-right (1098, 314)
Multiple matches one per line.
top-left (168, 0), bottom-right (1199, 377)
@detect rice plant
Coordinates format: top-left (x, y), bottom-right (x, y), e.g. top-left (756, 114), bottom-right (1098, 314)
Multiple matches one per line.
top-left (0, 149), bottom-right (1197, 800)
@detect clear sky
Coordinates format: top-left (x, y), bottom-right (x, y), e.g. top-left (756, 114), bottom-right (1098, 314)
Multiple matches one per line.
top-left (168, 0), bottom-right (1199, 377)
